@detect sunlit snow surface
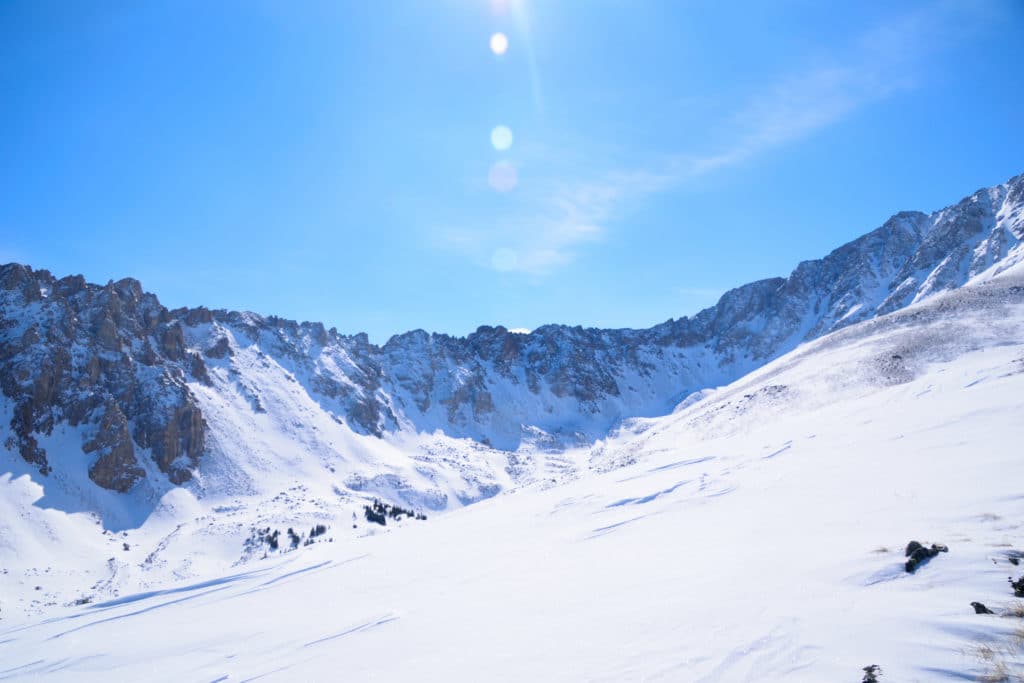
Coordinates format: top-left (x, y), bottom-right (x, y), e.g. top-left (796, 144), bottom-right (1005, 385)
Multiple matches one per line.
top-left (2, 273), bottom-right (1024, 681)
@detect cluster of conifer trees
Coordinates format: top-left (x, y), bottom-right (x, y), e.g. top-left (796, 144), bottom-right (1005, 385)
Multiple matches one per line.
top-left (362, 499), bottom-right (427, 526)
top-left (251, 524), bottom-right (331, 552)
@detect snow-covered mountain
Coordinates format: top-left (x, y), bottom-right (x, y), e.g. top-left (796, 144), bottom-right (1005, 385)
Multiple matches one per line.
top-left (2, 241), bottom-right (1023, 681)
top-left (2, 173), bottom-right (1024, 680)
top-left (2, 174), bottom-right (1022, 509)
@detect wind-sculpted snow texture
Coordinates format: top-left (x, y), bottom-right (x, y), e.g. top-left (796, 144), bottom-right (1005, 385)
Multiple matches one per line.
top-left (2, 268), bottom-right (1024, 681)
top-left (1, 174), bottom-right (1022, 500)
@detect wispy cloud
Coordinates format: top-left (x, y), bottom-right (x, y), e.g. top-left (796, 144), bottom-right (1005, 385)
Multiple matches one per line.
top-left (440, 168), bottom-right (675, 276)
top-left (682, 3), bottom-right (965, 175)
top-left (441, 2), bottom-right (974, 276)
top-left (686, 66), bottom-right (889, 175)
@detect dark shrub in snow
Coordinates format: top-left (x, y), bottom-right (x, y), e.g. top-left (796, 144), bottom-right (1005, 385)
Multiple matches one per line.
top-left (862, 664), bottom-right (882, 682)
top-left (904, 541), bottom-right (947, 573)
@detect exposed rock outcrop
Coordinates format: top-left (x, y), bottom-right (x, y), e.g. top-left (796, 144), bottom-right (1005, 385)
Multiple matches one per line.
top-left (0, 267), bottom-right (207, 489)
top-left (0, 173), bottom-right (1022, 492)
top-left (971, 602), bottom-right (995, 615)
top-left (84, 402), bottom-right (144, 492)
top-left (904, 541), bottom-right (948, 573)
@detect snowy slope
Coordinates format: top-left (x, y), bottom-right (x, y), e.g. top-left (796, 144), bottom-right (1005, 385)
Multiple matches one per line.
top-left (1, 270), bottom-right (1022, 681)
top-left (1, 174), bottom-right (1023, 629)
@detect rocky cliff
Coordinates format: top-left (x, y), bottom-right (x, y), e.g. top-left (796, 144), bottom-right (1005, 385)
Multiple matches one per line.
top-left (1, 173), bottom-right (1022, 494)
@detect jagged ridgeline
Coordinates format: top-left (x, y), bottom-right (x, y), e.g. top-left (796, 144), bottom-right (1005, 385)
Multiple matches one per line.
top-left (0, 271), bottom-right (205, 490)
top-left (1, 173), bottom-right (1022, 494)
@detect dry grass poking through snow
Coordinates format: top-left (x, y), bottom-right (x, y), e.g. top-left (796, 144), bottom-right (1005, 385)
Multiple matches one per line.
top-left (975, 661), bottom-right (1013, 683)
top-left (965, 605), bottom-right (1024, 682)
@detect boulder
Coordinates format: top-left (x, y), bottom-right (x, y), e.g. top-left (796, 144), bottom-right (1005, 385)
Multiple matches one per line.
top-left (971, 602), bottom-right (995, 615)
top-left (904, 540), bottom-right (948, 573)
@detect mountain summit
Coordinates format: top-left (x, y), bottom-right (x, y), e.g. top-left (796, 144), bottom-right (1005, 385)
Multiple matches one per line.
top-left (1, 174), bottom-right (1022, 504)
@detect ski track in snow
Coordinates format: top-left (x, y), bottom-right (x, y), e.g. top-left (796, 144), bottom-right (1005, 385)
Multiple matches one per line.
top-left (303, 613), bottom-right (401, 648)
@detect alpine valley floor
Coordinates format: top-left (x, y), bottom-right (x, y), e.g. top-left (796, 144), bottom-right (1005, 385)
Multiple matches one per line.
top-left (2, 273), bottom-right (1024, 681)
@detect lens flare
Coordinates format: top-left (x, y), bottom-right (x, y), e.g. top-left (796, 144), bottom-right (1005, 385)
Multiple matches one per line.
top-left (488, 161), bottom-right (518, 192)
top-left (490, 125), bottom-right (513, 151)
top-left (489, 32), bottom-right (509, 55)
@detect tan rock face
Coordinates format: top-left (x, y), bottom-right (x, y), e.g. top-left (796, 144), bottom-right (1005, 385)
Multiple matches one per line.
top-left (84, 402), bottom-right (144, 492)
top-left (160, 324), bottom-right (186, 360)
top-left (204, 336), bottom-right (232, 359)
top-left (184, 307), bottom-right (213, 326)
top-left (189, 352), bottom-right (212, 385)
top-left (93, 315), bottom-right (121, 351)
top-left (0, 263), bottom-right (207, 489)
top-left (154, 404), bottom-right (204, 485)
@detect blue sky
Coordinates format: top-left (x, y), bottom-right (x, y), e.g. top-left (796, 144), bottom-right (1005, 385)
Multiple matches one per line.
top-left (2, 1), bottom-right (1023, 342)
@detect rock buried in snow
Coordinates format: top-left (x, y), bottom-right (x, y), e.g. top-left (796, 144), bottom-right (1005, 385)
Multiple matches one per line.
top-left (1010, 575), bottom-right (1024, 597)
top-left (904, 540), bottom-right (948, 573)
top-left (903, 540), bottom-right (948, 556)
top-left (971, 601), bottom-right (995, 615)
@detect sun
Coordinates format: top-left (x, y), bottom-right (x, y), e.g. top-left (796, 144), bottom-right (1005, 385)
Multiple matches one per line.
top-left (489, 32), bottom-right (509, 56)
